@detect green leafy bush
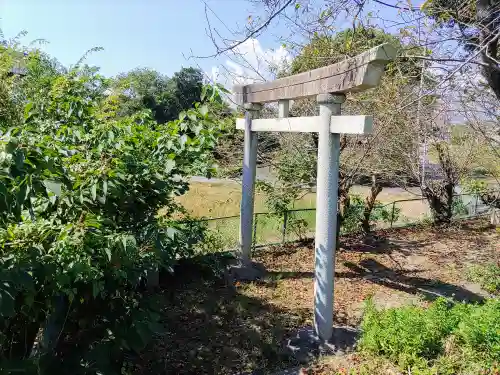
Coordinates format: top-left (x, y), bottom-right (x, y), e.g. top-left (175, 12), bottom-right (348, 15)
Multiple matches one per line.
top-left (257, 188), bottom-right (401, 242)
top-left (341, 195), bottom-right (400, 233)
top-left (359, 298), bottom-right (500, 373)
top-left (455, 299), bottom-right (500, 361)
top-left (466, 263), bottom-right (500, 295)
top-left (452, 196), bottom-right (469, 217)
top-left (0, 45), bottom-right (223, 373)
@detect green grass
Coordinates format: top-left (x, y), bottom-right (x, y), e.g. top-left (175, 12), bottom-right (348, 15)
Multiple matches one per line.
top-left (174, 181), bottom-right (428, 248)
top-left (175, 179), bottom-right (498, 249)
top-left (466, 263), bottom-right (500, 295)
top-left (195, 210), bottom-right (317, 251)
top-left (174, 181), bottom-right (316, 218)
top-left (175, 181), bottom-right (425, 219)
top-left (359, 297), bottom-right (500, 374)
top-left (174, 181), bottom-right (319, 248)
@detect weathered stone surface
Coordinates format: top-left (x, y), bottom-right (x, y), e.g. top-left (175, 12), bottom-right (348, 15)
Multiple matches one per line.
top-left (235, 115), bottom-right (373, 134)
top-left (233, 43), bottom-right (396, 105)
top-left (285, 325), bottom-right (358, 364)
top-left (491, 208), bottom-right (500, 225)
top-left (225, 259), bottom-right (266, 282)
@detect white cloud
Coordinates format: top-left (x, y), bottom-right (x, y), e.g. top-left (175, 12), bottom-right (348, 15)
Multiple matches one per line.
top-left (210, 38), bottom-right (291, 88)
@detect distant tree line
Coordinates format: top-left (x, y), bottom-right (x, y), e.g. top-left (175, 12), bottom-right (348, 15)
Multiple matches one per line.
top-left (111, 67), bottom-right (205, 124)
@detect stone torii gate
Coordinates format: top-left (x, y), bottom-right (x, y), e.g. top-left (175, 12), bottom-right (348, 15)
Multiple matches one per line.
top-left (233, 43), bottom-right (396, 343)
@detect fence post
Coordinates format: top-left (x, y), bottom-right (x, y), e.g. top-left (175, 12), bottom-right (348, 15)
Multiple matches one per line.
top-left (282, 210), bottom-right (288, 243)
top-left (252, 213), bottom-right (258, 251)
top-left (390, 201), bottom-right (396, 228)
top-left (474, 195), bottom-right (478, 216)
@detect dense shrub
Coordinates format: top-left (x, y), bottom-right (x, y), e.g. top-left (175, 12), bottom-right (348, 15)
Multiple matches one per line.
top-left (0, 46), bottom-right (224, 373)
top-left (257, 190), bottom-right (400, 242)
top-left (359, 298), bottom-right (500, 373)
top-left (341, 194), bottom-right (400, 233)
top-left (467, 263), bottom-right (500, 295)
top-left (451, 196), bottom-right (469, 217)
top-left (455, 299), bottom-right (500, 361)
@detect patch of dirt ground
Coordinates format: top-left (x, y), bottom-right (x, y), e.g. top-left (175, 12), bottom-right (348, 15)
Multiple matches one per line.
top-left (136, 219), bottom-right (499, 375)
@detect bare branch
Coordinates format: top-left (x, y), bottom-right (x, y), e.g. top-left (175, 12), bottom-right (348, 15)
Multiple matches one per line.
top-left (197, 0), bottom-right (295, 58)
top-left (407, 55), bottom-right (492, 68)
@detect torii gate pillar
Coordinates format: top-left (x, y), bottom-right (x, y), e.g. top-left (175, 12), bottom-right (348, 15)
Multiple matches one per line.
top-left (314, 93), bottom-right (345, 340)
top-left (240, 103), bottom-right (262, 265)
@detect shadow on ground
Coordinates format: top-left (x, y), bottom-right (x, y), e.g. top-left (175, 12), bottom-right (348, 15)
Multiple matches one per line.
top-left (264, 220), bottom-right (492, 305)
top-left (265, 256), bottom-right (484, 304)
top-left (135, 219), bottom-right (495, 374)
top-left (135, 259), bottom-right (309, 375)
top-left (342, 235), bottom-right (429, 255)
top-left (341, 258), bottom-right (484, 303)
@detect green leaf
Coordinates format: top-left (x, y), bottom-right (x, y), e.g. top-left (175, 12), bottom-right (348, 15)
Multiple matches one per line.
top-left (43, 180), bottom-right (62, 196)
top-left (16, 183), bottom-right (28, 208)
top-left (85, 217), bottom-right (102, 228)
top-left (92, 282), bottom-right (101, 298)
top-left (121, 236), bottom-right (127, 250)
top-left (165, 159), bottom-right (176, 173)
top-left (215, 84), bottom-right (230, 94)
top-left (0, 285), bottom-right (16, 317)
top-left (179, 134), bottom-right (188, 147)
top-left (24, 102), bottom-right (34, 120)
top-left (99, 179), bottom-right (108, 203)
top-left (91, 184), bottom-right (97, 201)
top-left (104, 248), bottom-right (112, 262)
top-left (166, 227), bottom-right (179, 239)
top-left (199, 104), bottom-right (208, 117)
top-left (14, 151), bottom-right (24, 171)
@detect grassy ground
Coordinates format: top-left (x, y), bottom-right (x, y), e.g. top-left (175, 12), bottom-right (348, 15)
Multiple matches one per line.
top-left (175, 181), bottom-right (431, 250)
top-left (175, 181), bottom-right (424, 219)
top-left (175, 180), bottom-right (316, 218)
top-left (134, 218), bottom-right (499, 374)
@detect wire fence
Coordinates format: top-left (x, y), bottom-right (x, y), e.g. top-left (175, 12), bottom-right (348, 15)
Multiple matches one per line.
top-left (192, 192), bottom-right (496, 252)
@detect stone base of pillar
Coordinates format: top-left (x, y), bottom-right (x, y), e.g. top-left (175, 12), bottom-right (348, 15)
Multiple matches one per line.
top-left (225, 259), bottom-right (266, 282)
top-left (285, 325), bottom-right (358, 364)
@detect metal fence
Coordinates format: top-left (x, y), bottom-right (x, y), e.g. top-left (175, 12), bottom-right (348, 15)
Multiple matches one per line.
top-left (192, 192), bottom-right (495, 251)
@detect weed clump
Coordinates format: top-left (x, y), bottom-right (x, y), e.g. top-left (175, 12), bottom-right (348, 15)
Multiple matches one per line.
top-left (359, 297), bottom-right (500, 373)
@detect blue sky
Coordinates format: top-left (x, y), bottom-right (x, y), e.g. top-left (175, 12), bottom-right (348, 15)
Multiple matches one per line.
top-left (0, 0), bottom-right (286, 78)
top-left (0, 0), bottom-right (405, 83)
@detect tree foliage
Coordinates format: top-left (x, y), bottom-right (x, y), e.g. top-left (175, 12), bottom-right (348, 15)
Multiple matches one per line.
top-left (0, 44), bottom-right (223, 373)
top-left (112, 66), bottom-right (204, 124)
top-left (422, 0), bottom-right (500, 100)
top-left (264, 24), bottom-right (482, 225)
top-left (290, 27), bottom-right (422, 82)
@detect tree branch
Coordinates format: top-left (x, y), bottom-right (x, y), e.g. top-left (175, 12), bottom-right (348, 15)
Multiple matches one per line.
top-left (199, 0), bottom-right (295, 58)
top-left (371, 0), bottom-right (417, 11)
top-left (407, 55), bottom-right (492, 68)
